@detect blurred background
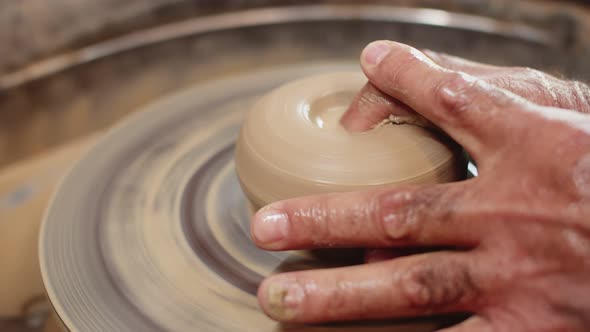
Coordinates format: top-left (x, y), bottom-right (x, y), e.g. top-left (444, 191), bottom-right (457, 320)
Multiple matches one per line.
top-left (0, 0), bottom-right (589, 331)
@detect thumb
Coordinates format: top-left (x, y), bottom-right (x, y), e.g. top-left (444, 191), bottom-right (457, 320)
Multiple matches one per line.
top-left (351, 40), bottom-right (530, 161)
top-left (340, 81), bottom-right (420, 132)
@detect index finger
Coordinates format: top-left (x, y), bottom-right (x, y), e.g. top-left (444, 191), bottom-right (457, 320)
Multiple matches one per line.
top-left (354, 40), bottom-right (531, 160)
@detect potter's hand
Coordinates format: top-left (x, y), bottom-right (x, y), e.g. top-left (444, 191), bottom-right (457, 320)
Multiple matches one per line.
top-left (341, 45), bottom-right (590, 132)
top-left (250, 41), bottom-right (590, 331)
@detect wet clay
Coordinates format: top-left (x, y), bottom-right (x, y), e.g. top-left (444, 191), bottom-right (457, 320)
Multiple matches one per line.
top-left (235, 72), bottom-right (466, 210)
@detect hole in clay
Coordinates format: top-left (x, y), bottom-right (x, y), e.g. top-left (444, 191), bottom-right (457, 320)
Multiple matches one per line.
top-left (308, 91), bottom-right (355, 129)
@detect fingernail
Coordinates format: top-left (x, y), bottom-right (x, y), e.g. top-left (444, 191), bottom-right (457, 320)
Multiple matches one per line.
top-left (265, 279), bottom-right (304, 320)
top-left (362, 41), bottom-right (392, 67)
top-left (253, 207), bottom-right (289, 244)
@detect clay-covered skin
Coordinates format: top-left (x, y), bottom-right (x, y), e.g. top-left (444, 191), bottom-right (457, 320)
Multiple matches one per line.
top-left (235, 72), bottom-right (466, 211)
top-left (251, 41), bottom-right (590, 332)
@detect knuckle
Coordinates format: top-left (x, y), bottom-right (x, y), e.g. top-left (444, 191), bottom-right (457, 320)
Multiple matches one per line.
top-left (513, 66), bottom-right (537, 76)
top-left (357, 90), bottom-right (389, 114)
top-left (376, 188), bottom-right (418, 242)
top-left (510, 66), bottom-right (546, 83)
top-left (376, 186), bottom-right (456, 244)
top-left (434, 72), bottom-right (482, 116)
top-left (358, 90), bottom-right (376, 106)
top-left (398, 259), bottom-right (478, 311)
top-left (435, 71), bottom-right (519, 125)
top-left (399, 264), bottom-right (436, 308)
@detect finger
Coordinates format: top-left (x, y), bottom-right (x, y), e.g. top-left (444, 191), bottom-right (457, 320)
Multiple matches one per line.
top-left (360, 40), bottom-right (531, 158)
top-left (340, 82), bottom-right (421, 132)
top-left (424, 50), bottom-right (590, 112)
top-left (423, 50), bottom-right (500, 76)
top-left (436, 315), bottom-right (492, 332)
top-left (258, 252), bottom-right (482, 323)
top-left (341, 50), bottom-right (506, 133)
top-left (251, 182), bottom-right (482, 251)
top-left (341, 82), bottom-right (435, 132)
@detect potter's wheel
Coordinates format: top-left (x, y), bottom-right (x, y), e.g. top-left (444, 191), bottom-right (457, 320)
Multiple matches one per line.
top-left (33, 3), bottom-right (590, 331)
top-left (40, 62), bottom-right (446, 332)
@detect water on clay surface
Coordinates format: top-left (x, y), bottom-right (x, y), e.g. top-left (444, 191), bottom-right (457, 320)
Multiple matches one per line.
top-left (308, 92), bottom-right (355, 130)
